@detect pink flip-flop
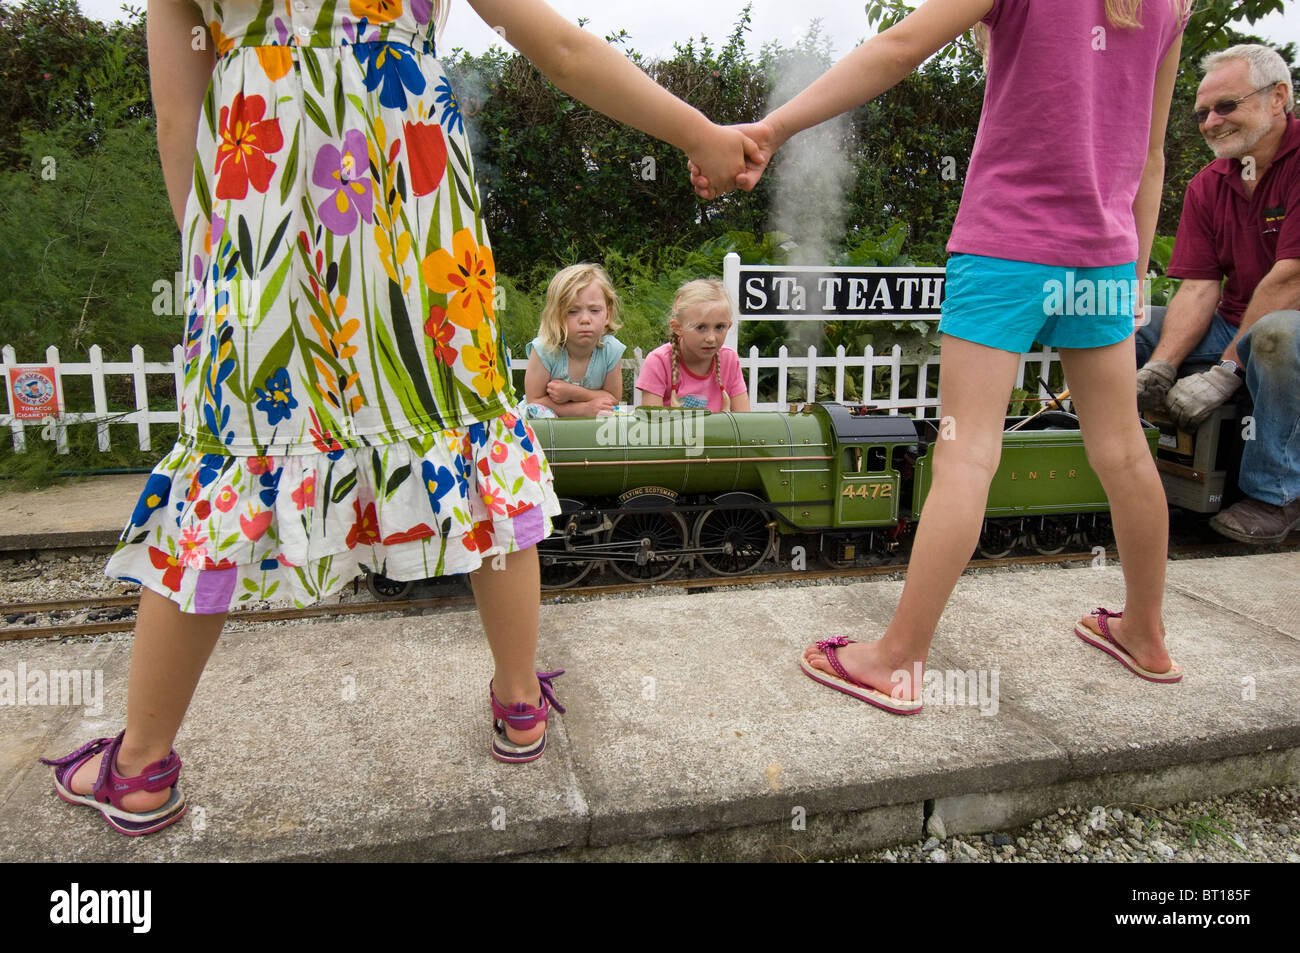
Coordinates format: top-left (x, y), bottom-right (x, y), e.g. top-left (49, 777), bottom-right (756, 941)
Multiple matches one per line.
top-left (800, 636), bottom-right (923, 715)
top-left (1074, 608), bottom-right (1183, 683)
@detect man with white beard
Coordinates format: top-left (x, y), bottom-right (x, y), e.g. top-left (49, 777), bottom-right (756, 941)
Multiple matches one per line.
top-left (1135, 44), bottom-right (1300, 545)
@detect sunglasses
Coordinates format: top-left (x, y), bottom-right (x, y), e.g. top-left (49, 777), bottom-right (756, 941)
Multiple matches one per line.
top-left (1193, 84), bottom-right (1278, 124)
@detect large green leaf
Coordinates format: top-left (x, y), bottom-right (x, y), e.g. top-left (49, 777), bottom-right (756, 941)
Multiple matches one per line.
top-left (279, 123), bottom-right (300, 207)
top-left (260, 212), bottom-right (292, 272)
top-left (388, 278), bottom-right (439, 416)
top-left (303, 94), bottom-right (332, 138)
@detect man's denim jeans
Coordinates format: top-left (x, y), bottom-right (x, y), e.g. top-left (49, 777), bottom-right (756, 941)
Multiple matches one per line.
top-left (1136, 306), bottom-right (1300, 506)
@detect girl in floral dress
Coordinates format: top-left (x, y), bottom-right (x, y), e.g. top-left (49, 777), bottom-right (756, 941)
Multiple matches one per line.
top-left (39, 0), bottom-right (759, 834)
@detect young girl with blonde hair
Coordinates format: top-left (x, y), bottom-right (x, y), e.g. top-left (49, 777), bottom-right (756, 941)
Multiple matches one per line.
top-left (697, 0), bottom-right (1192, 710)
top-left (636, 278), bottom-right (751, 412)
top-left (523, 264), bottom-right (627, 417)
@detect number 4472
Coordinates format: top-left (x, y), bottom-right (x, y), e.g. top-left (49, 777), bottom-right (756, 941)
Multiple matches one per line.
top-left (842, 482), bottom-right (893, 500)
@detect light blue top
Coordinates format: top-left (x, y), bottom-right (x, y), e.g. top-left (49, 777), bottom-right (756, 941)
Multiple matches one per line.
top-left (526, 334), bottom-right (627, 391)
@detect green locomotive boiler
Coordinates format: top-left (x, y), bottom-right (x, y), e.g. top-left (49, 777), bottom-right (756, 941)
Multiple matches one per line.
top-left (529, 404), bottom-right (1159, 588)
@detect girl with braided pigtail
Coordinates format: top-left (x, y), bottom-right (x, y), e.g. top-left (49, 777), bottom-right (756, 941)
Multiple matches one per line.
top-left (639, 279), bottom-right (751, 412)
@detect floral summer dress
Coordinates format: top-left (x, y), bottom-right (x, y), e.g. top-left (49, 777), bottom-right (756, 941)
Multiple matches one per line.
top-left (106, 0), bottom-right (560, 612)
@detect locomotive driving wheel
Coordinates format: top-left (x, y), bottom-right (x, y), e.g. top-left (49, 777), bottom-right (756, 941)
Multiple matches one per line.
top-left (693, 494), bottom-right (776, 576)
top-left (976, 520), bottom-right (1019, 559)
top-left (1083, 514), bottom-right (1113, 549)
top-left (606, 509), bottom-right (689, 582)
top-left (1028, 517), bottom-right (1072, 555)
top-left (538, 498), bottom-right (601, 590)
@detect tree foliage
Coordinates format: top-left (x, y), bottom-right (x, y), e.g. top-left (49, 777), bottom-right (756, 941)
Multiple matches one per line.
top-left (1, 0), bottom-right (1295, 366)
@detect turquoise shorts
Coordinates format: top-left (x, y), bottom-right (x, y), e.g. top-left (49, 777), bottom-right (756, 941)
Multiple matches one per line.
top-left (939, 254), bottom-right (1139, 353)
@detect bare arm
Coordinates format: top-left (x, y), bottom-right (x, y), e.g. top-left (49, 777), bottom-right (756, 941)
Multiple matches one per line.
top-left (1133, 32), bottom-right (1182, 312)
top-left (1223, 258), bottom-right (1300, 363)
top-left (599, 367), bottom-right (623, 404)
top-left (694, 0), bottom-right (992, 193)
top-left (465, 0), bottom-right (759, 195)
top-left (729, 392), bottom-right (751, 412)
top-left (763, 0), bottom-right (994, 151)
top-left (523, 350), bottom-right (557, 407)
top-left (148, 0), bottom-right (215, 232)
top-left (638, 390), bottom-right (666, 408)
top-left (1150, 278), bottom-right (1222, 368)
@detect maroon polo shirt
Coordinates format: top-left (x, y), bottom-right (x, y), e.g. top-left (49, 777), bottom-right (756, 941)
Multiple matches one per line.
top-left (1168, 116), bottom-right (1300, 326)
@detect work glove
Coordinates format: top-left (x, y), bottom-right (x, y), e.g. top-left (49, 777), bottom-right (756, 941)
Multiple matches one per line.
top-left (1135, 360), bottom-right (1177, 414)
top-left (1166, 365), bottom-right (1242, 431)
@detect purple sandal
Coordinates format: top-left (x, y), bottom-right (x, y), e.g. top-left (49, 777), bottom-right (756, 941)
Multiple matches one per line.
top-left (490, 670), bottom-right (566, 763)
top-left (39, 732), bottom-right (187, 836)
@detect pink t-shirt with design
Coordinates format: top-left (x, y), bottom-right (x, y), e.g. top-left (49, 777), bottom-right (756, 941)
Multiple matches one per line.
top-left (635, 344), bottom-right (747, 412)
top-left (947, 0), bottom-right (1186, 267)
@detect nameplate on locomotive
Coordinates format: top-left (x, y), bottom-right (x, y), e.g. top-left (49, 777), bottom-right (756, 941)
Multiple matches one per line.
top-left (618, 486), bottom-right (680, 504)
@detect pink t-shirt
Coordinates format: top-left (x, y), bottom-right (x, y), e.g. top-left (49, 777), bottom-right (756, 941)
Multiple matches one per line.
top-left (947, 0), bottom-right (1186, 267)
top-left (635, 344), bottom-right (747, 412)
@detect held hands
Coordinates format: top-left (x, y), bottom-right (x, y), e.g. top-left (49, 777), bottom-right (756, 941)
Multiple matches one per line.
top-left (1166, 365), bottom-right (1242, 431)
top-left (688, 119), bottom-right (779, 199)
top-left (687, 120), bottom-right (773, 200)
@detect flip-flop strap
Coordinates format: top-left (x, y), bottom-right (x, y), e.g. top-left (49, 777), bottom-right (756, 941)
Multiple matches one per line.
top-left (816, 637), bottom-right (857, 686)
top-left (1092, 607), bottom-right (1123, 646)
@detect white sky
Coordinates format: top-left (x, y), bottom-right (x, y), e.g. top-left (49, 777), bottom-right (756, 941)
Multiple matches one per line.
top-left (73, 0), bottom-right (1300, 62)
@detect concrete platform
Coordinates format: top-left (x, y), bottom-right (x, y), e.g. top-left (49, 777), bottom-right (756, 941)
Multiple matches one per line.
top-left (3, 547), bottom-right (1299, 861)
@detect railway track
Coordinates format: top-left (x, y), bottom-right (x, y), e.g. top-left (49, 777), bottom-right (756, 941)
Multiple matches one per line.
top-left (4, 538), bottom-right (1293, 642)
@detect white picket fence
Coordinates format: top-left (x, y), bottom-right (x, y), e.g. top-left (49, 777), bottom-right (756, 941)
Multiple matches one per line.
top-left (1, 344), bottom-right (186, 454)
top-left (0, 342), bottom-right (1062, 454)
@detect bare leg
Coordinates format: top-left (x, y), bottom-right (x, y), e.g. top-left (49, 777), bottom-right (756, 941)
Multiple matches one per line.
top-left (1059, 339), bottom-right (1173, 673)
top-left (470, 546), bottom-right (546, 746)
top-left (70, 587), bottom-right (225, 811)
top-left (805, 336), bottom-right (1021, 697)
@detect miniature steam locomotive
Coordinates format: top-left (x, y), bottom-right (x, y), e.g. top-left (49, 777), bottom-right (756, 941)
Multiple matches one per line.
top-left (528, 403), bottom-right (1165, 588)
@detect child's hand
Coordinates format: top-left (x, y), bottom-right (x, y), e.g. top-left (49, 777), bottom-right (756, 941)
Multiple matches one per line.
top-left (585, 394), bottom-right (616, 416)
top-left (689, 119), bottom-right (778, 198)
top-left (546, 380), bottom-right (577, 403)
top-left (687, 123), bottom-right (766, 200)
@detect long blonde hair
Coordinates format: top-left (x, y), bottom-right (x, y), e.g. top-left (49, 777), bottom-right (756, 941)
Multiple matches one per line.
top-left (973, 0), bottom-right (1194, 61)
top-left (537, 264), bottom-right (623, 353)
top-left (668, 278), bottom-right (735, 412)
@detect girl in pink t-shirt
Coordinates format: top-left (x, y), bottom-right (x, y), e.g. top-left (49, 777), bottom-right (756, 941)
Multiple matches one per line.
top-left (636, 279), bottom-right (751, 412)
top-left (695, 0), bottom-right (1190, 709)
